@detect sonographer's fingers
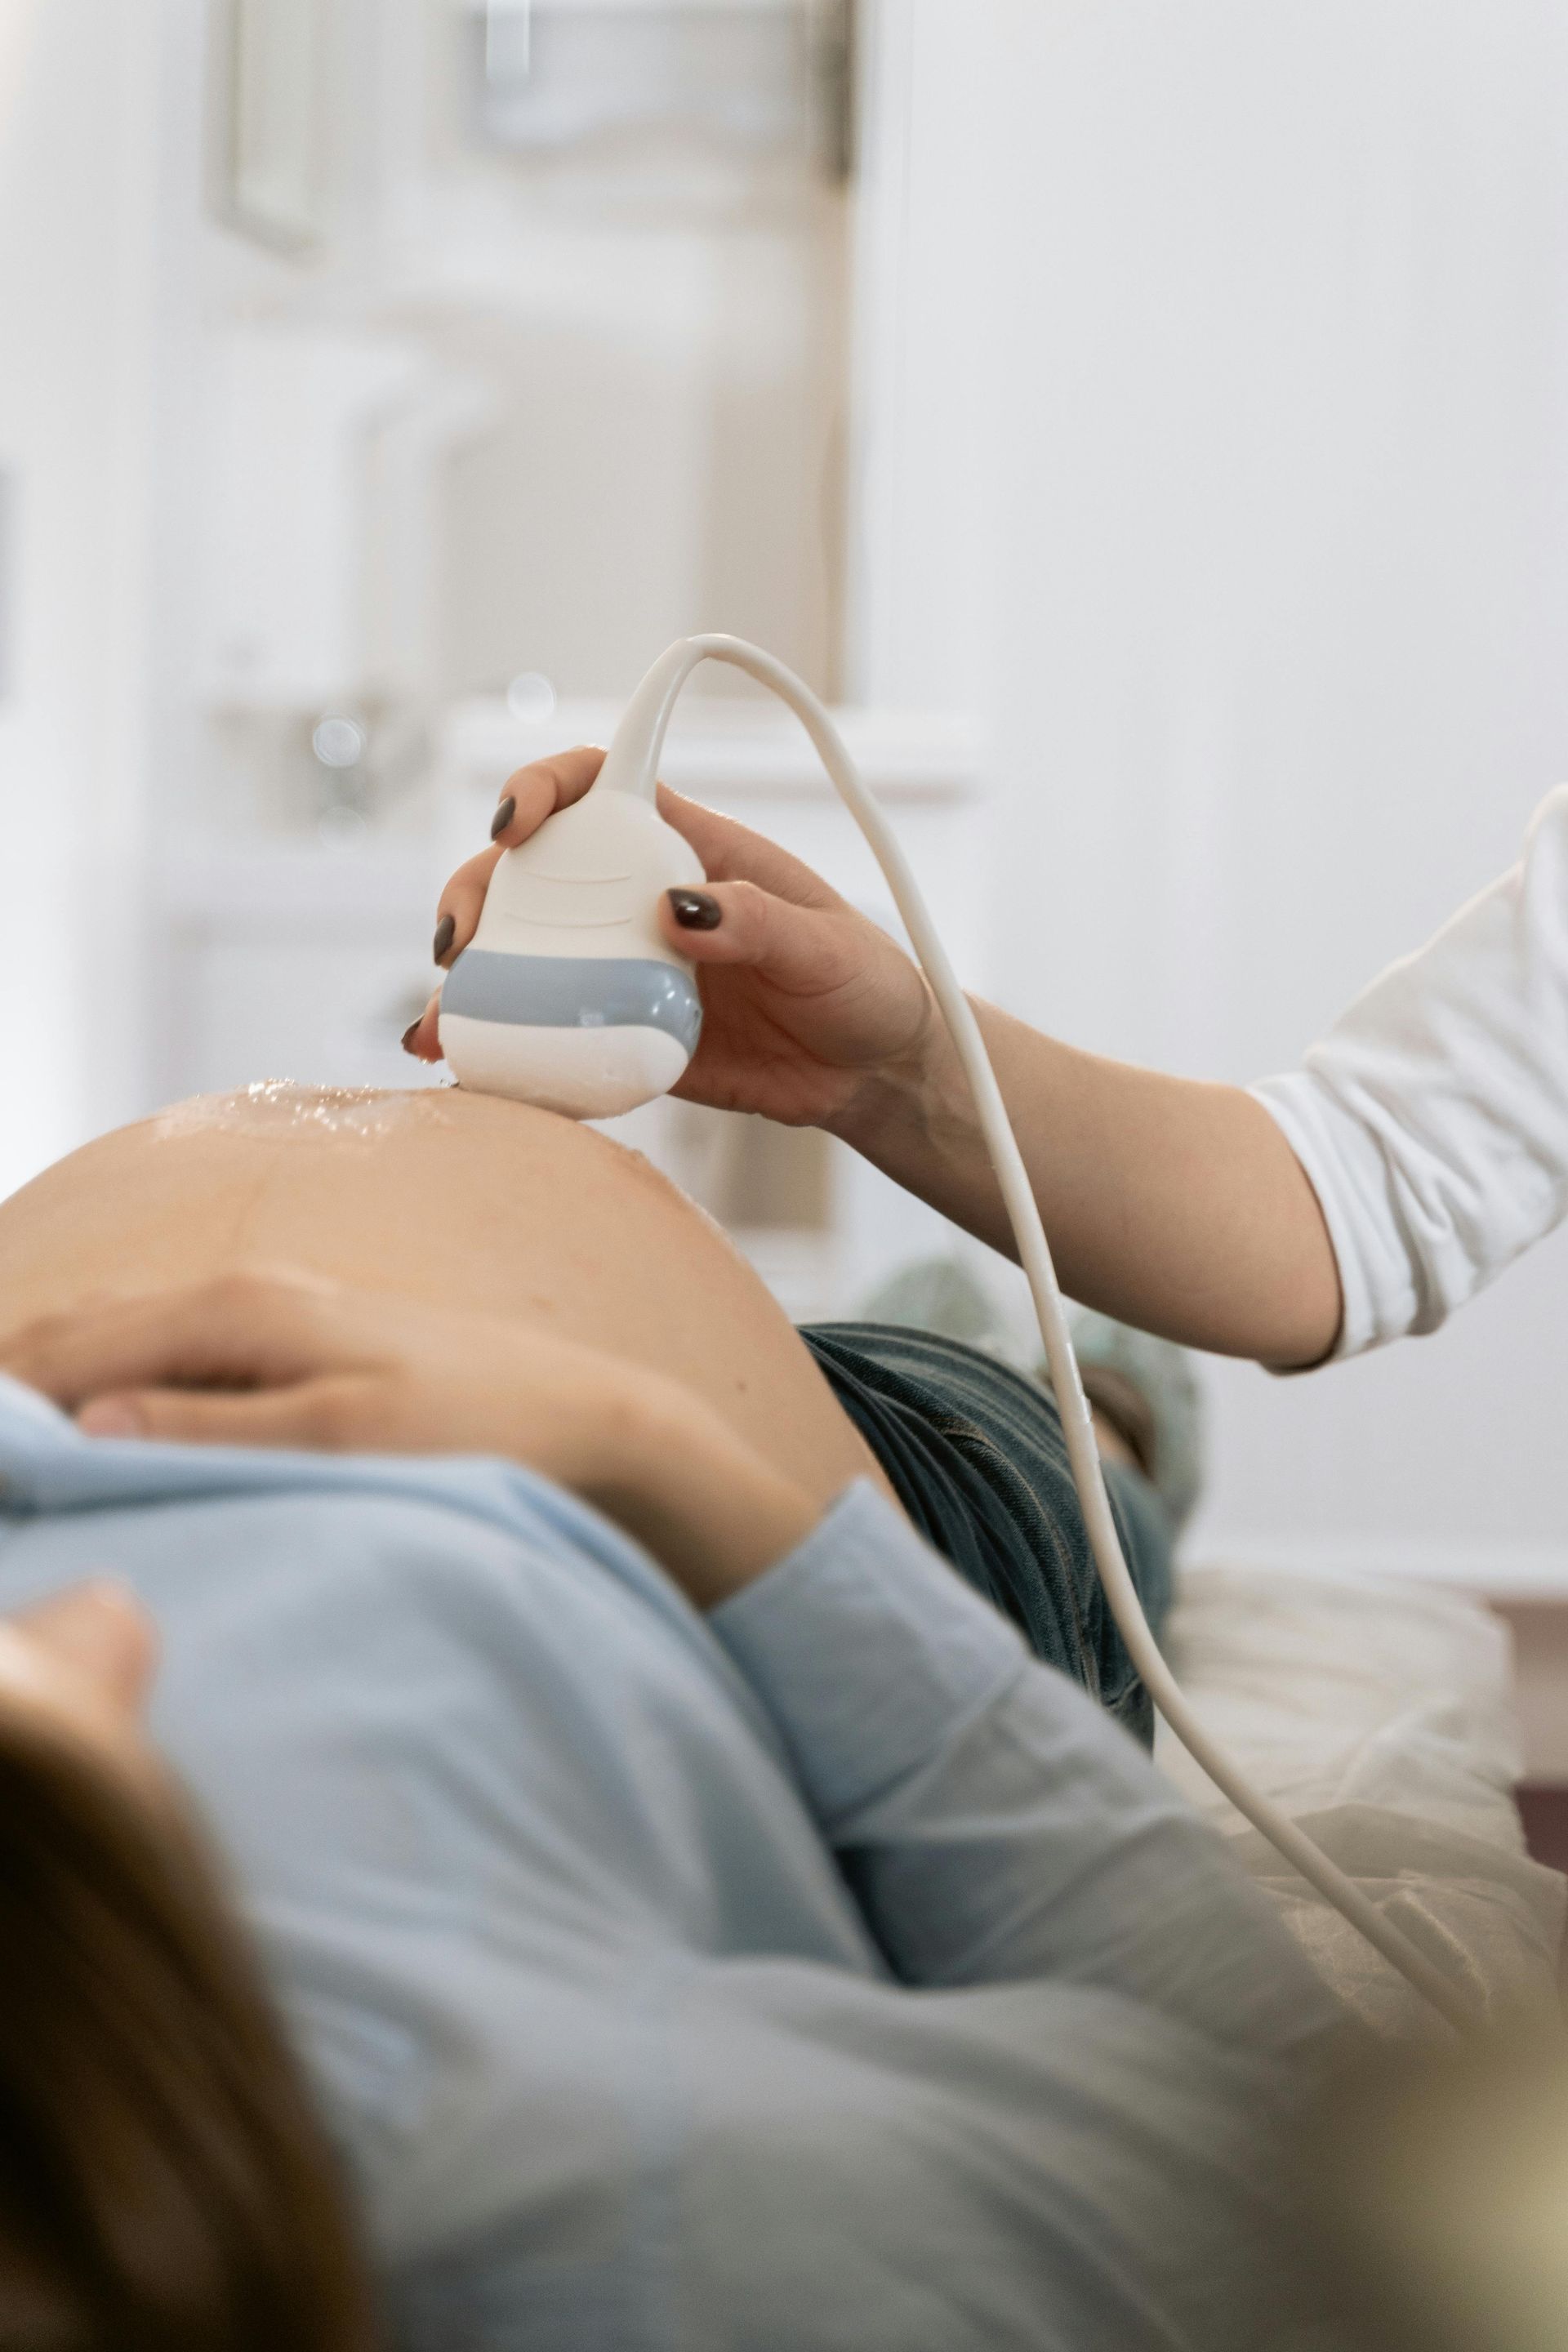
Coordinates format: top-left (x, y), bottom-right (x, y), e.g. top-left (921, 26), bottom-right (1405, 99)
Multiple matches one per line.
top-left (655, 785), bottom-right (844, 909)
top-left (431, 846), bottom-right (502, 969)
top-left (488, 745), bottom-right (607, 850)
top-left (657, 879), bottom-right (874, 997)
top-left (429, 746), bottom-right (608, 974)
top-left (400, 990), bottom-right (443, 1062)
top-left (654, 863), bottom-right (934, 1122)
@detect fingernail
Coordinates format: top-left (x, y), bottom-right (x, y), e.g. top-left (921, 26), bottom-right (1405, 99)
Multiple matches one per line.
top-left (400, 1020), bottom-right (421, 1056)
top-left (78, 1400), bottom-right (143, 1438)
top-left (490, 795), bottom-right (516, 840)
top-left (668, 889), bottom-right (721, 931)
top-left (433, 913), bottom-right (456, 964)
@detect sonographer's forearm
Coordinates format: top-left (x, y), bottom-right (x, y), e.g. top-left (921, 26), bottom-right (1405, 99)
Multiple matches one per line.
top-left (831, 1000), bottom-right (1343, 1367)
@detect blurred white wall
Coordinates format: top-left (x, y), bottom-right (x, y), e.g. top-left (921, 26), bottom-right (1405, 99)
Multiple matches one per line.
top-left (857, 0), bottom-right (1568, 1583)
top-left (7, 0), bottom-right (1568, 1585)
top-left (0, 0), bottom-right (161, 1192)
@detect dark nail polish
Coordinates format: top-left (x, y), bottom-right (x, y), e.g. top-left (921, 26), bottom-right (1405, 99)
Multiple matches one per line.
top-left (400, 1021), bottom-right (421, 1056)
top-left (668, 889), bottom-right (721, 931)
top-left (490, 795), bottom-right (516, 840)
top-left (433, 913), bottom-right (456, 963)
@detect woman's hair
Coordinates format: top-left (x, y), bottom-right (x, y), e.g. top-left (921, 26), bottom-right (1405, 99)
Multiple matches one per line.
top-left (0, 1713), bottom-right (378, 2350)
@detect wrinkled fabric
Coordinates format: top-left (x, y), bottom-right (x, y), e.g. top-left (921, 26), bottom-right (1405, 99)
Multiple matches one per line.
top-left (1156, 1563), bottom-right (1566, 2034)
top-left (0, 1374), bottom-right (1334, 2351)
top-left (800, 1322), bottom-right (1171, 1743)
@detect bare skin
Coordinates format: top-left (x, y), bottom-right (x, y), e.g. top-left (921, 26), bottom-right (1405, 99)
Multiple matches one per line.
top-left (0, 1084), bottom-right (892, 1513)
top-left (0, 1584), bottom-right (158, 1780)
top-left (5, 1272), bottom-right (825, 1610)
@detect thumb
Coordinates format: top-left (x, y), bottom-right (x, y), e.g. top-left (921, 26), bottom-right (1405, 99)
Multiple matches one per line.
top-left (77, 1379), bottom-right (363, 1452)
top-left (660, 881), bottom-right (870, 999)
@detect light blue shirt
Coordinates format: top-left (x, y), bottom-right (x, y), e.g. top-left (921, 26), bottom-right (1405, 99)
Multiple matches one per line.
top-left (0, 1374), bottom-right (1337, 2350)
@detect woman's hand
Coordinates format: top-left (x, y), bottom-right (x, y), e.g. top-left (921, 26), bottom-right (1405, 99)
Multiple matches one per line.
top-left (1, 1272), bottom-right (819, 1607)
top-left (403, 746), bottom-right (938, 1129)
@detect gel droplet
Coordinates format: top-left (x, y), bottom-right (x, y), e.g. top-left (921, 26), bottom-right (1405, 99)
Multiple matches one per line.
top-left (149, 1082), bottom-right (456, 1144)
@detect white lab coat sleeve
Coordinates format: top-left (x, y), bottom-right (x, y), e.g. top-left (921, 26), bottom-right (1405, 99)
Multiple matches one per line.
top-left (1250, 783), bottom-right (1568, 1357)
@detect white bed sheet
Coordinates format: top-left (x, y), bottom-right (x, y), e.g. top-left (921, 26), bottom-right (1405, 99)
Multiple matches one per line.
top-left (1156, 1565), bottom-right (1567, 2034)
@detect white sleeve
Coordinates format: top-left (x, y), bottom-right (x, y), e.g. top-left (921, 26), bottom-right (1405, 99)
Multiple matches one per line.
top-left (1250, 783), bottom-right (1568, 1358)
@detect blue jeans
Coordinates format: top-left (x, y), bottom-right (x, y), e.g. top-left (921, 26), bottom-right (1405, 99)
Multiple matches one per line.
top-left (799, 1324), bottom-right (1173, 1748)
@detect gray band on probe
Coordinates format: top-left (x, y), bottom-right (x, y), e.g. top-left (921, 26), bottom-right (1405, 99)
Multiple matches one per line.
top-left (441, 951), bottom-right (703, 1053)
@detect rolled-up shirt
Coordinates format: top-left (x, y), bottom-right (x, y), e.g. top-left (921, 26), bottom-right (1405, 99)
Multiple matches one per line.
top-left (1253, 784), bottom-right (1568, 1358)
top-left (0, 1376), bottom-right (1338, 2350)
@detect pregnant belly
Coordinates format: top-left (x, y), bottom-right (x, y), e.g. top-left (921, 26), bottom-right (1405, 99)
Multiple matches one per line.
top-left (0, 1085), bottom-right (886, 1508)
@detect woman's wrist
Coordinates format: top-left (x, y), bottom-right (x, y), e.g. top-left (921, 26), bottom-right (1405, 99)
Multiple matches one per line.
top-left (578, 1374), bottom-right (821, 1609)
top-left (826, 1010), bottom-right (988, 1206)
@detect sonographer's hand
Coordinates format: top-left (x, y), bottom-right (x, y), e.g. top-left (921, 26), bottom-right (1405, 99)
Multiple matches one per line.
top-left (402, 746), bottom-right (938, 1129)
top-left (4, 1271), bottom-right (818, 1606)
